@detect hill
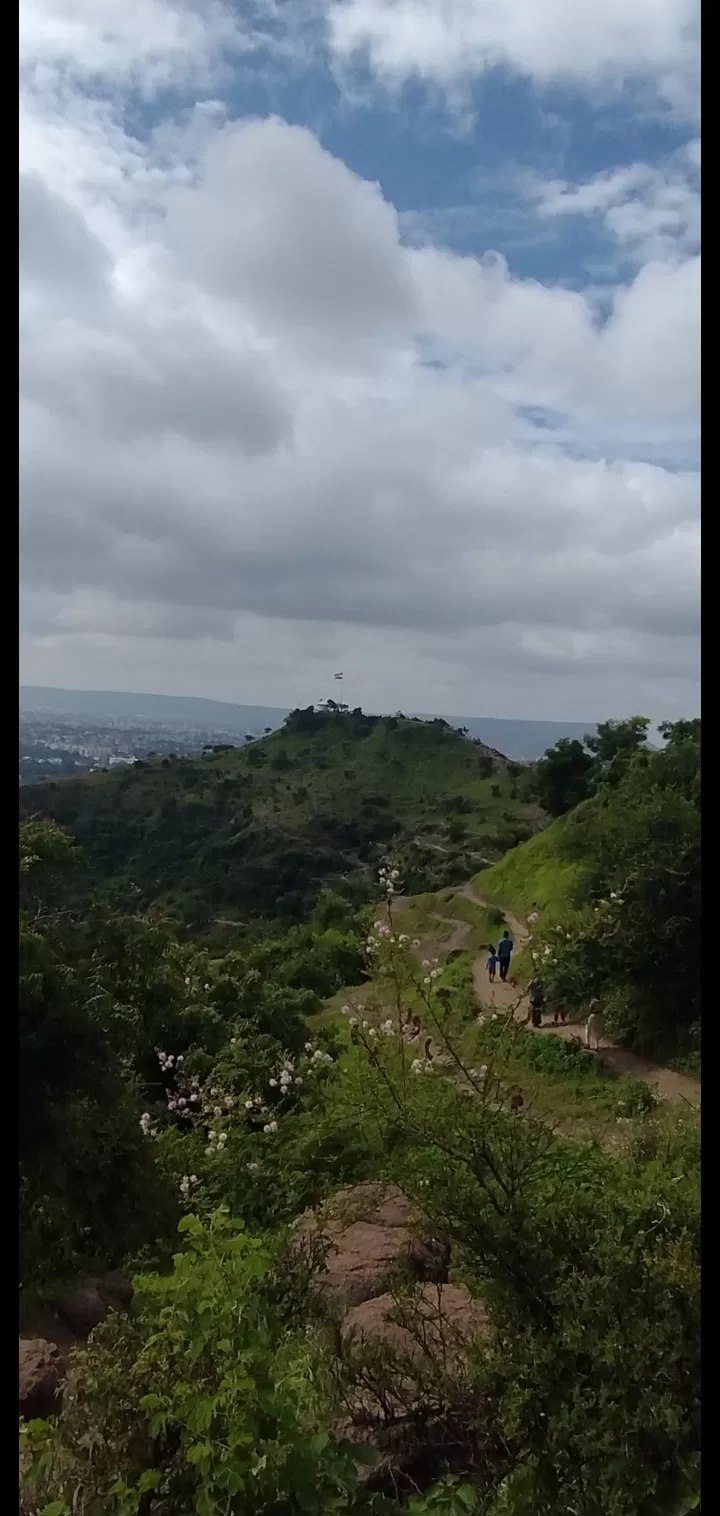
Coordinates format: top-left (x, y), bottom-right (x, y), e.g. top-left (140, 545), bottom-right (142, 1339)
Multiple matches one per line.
top-left (19, 707), bottom-right (546, 928)
top-left (20, 686), bottom-right (599, 759)
top-left (477, 720), bottom-right (700, 1064)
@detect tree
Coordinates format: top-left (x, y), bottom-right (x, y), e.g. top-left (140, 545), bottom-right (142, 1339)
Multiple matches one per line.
top-left (585, 716), bottom-right (650, 785)
top-left (534, 738), bottom-right (595, 817)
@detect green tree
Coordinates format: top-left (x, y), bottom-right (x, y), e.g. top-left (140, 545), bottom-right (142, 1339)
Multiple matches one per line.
top-left (534, 738), bottom-right (595, 817)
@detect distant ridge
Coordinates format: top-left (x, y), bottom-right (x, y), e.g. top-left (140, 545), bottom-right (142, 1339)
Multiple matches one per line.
top-left (20, 686), bottom-right (597, 760)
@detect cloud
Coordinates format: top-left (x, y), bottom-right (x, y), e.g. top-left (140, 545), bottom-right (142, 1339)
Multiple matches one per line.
top-left (526, 142), bottom-right (700, 264)
top-left (19, 9), bottom-right (700, 719)
top-left (326, 0), bottom-right (699, 118)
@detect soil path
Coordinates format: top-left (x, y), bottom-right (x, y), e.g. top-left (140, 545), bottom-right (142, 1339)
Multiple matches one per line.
top-left (458, 882), bottom-right (699, 1107)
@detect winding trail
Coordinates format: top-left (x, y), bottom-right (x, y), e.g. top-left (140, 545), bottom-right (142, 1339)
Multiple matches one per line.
top-left (402, 882), bottom-right (699, 1108)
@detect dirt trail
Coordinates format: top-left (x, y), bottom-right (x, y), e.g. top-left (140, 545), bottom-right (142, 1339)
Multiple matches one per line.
top-left (458, 882), bottom-right (700, 1108)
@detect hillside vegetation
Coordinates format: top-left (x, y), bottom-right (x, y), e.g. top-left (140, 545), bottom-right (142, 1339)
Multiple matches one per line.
top-left (19, 707), bottom-right (543, 928)
top-left (19, 710), bottom-right (700, 1516)
top-left (480, 719), bottom-right (700, 1066)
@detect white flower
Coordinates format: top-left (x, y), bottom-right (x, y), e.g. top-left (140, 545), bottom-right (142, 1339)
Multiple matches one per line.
top-left (189, 1174), bottom-right (197, 1185)
top-left (423, 976), bottom-right (431, 985)
top-left (263, 1120), bottom-right (278, 1134)
top-left (247, 1161), bottom-right (259, 1173)
top-left (430, 968), bottom-right (441, 980)
top-left (294, 1075), bottom-right (303, 1085)
top-left (349, 1016), bottom-right (358, 1027)
top-left (381, 1018), bottom-right (394, 1035)
top-left (218, 1132), bottom-right (227, 1145)
top-left (367, 1028), bottom-right (377, 1040)
top-left (214, 1105), bottom-right (222, 1117)
top-left (269, 1078), bottom-right (278, 1088)
top-left (245, 1099), bottom-right (254, 1110)
top-left (304, 1041), bottom-right (314, 1053)
top-left (230, 1037), bottom-right (236, 1045)
top-left (478, 1065), bottom-right (488, 1078)
top-left (422, 959), bottom-right (431, 969)
top-left (224, 1096), bottom-right (234, 1109)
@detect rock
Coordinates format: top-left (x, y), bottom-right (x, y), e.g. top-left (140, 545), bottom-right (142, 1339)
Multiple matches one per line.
top-left (342, 1282), bottom-right (488, 1363)
top-left (337, 1284), bottom-right (490, 1493)
top-left (19, 1338), bottom-right (65, 1420)
top-left (293, 1183), bottom-right (449, 1309)
top-left (96, 1271), bottom-right (134, 1310)
top-left (57, 1282), bottom-right (107, 1337)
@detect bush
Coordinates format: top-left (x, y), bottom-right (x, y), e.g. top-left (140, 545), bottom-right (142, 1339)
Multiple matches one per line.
top-left (24, 1209), bottom-right (372, 1516)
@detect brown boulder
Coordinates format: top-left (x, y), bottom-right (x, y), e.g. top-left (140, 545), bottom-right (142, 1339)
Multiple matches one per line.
top-left (19, 1338), bottom-right (65, 1420)
top-left (57, 1282), bottom-right (107, 1337)
top-left (342, 1282), bottom-right (489, 1364)
top-left (293, 1184), bottom-right (449, 1308)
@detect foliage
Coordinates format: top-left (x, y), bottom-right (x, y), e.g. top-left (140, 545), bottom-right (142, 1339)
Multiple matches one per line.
top-left (534, 720), bottom-right (700, 1058)
top-left (24, 1209), bottom-right (376, 1516)
top-left (340, 919), bottom-right (700, 1516)
top-left (533, 717), bottom-right (651, 818)
top-left (19, 711), bottom-right (544, 926)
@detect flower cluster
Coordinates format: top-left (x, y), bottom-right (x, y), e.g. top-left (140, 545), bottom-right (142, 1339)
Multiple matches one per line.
top-left (378, 863), bottom-right (401, 899)
top-left (139, 1111), bottom-right (157, 1138)
top-left (179, 1173), bottom-right (199, 1199)
top-left (410, 1056), bottom-right (434, 1076)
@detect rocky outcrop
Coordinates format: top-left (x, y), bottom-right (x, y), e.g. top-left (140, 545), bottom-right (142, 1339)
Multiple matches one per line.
top-left (342, 1282), bottom-right (488, 1364)
top-left (19, 1338), bottom-right (65, 1421)
top-left (57, 1271), bottom-right (134, 1338)
top-left (293, 1183), bottom-right (449, 1308)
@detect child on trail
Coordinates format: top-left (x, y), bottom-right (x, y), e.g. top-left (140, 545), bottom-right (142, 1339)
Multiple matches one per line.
top-left (486, 946), bottom-right (498, 983)
top-left (497, 930), bottom-right (514, 982)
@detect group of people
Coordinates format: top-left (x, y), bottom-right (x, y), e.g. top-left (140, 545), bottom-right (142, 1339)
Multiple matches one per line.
top-left (485, 922), bottom-right (568, 1029)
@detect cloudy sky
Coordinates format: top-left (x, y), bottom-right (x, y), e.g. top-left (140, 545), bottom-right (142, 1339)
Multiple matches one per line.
top-left (19, 0), bottom-right (700, 722)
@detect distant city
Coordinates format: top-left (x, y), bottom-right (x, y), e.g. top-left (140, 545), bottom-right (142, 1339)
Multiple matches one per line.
top-left (19, 686), bottom-right (599, 782)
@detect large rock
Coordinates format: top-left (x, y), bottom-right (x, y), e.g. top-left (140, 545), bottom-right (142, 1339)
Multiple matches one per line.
top-left (19, 1338), bottom-right (65, 1420)
top-left (293, 1183), bottom-right (449, 1309)
top-left (96, 1271), bottom-right (134, 1310)
top-left (57, 1282), bottom-right (107, 1337)
top-left (337, 1283), bottom-right (490, 1493)
top-left (342, 1282), bottom-right (488, 1362)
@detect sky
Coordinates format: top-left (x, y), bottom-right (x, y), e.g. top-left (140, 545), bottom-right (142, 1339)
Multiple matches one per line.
top-left (19, 0), bottom-right (700, 724)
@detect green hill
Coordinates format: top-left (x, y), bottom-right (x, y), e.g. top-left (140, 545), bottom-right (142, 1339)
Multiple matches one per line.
top-left (19, 707), bottom-right (545, 928)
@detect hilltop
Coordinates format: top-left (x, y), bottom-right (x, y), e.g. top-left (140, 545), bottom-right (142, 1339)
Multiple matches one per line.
top-left (19, 707), bottom-right (545, 928)
top-left (20, 685), bottom-right (599, 760)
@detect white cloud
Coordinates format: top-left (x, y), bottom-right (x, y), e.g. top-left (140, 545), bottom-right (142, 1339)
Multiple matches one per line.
top-left (326, 0), bottom-right (699, 117)
top-left (18, 4), bottom-right (700, 719)
top-left (527, 143), bottom-right (700, 264)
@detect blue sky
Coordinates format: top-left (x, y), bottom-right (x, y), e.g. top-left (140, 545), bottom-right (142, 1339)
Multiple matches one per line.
top-left (19, 1), bottom-right (699, 721)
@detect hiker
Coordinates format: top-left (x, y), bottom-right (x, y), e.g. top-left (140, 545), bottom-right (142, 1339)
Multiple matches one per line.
top-left (528, 975), bottom-right (546, 1028)
top-left (486, 945), bottom-right (498, 983)
top-left (552, 1001), bottom-right (568, 1026)
top-left (497, 929), bottom-right (513, 982)
top-left (585, 1000), bottom-right (605, 1051)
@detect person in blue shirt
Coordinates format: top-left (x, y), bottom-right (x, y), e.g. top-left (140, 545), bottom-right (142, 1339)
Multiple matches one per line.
top-left (486, 946), bottom-right (498, 983)
top-left (497, 929), bottom-right (514, 982)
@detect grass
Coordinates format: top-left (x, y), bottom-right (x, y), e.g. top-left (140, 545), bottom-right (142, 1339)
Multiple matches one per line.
top-left (476, 814), bottom-right (586, 928)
